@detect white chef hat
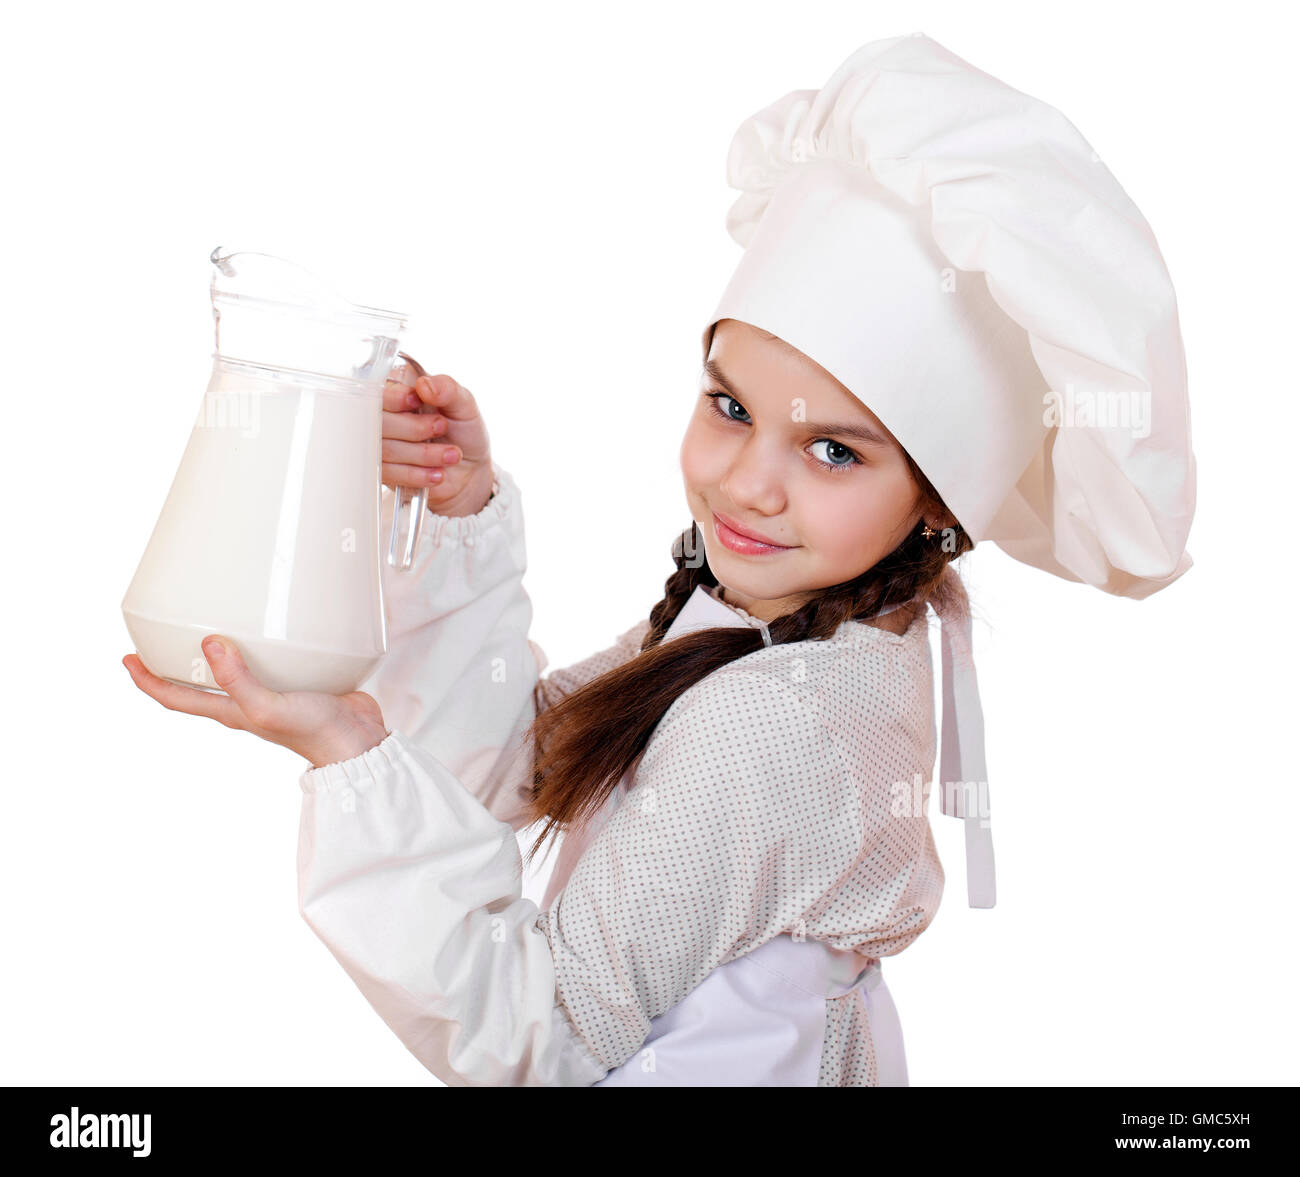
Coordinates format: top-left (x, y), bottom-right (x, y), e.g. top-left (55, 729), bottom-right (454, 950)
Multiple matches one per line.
top-left (701, 32), bottom-right (1196, 909)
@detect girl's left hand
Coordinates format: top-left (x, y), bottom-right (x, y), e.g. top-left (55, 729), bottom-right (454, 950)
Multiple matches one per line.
top-left (123, 637), bottom-right (391, 770)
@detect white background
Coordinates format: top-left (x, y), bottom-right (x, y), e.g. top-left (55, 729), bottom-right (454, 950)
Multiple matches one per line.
top-left (2, 0), bottom-right (1293, 1086)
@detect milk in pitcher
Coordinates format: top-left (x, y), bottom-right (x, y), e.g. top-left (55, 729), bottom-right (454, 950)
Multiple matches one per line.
top-left (122, 357), bottom-right (387, 694)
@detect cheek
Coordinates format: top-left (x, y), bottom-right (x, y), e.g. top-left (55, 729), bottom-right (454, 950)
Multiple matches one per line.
top-left (679, 419), bottom-right (728, 483)
top-left (805, 497), bottom-right (876, 559)
top-left (804, 472), bottom-right (915, 562)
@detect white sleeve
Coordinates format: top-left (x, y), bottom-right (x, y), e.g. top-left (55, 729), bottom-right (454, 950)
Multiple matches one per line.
top-left (296, 665), bottom-right (880, 1086)
top-left (297, 730), bottom-right (607, 1087)
top-left (358, 462), bottom-right (538, 831)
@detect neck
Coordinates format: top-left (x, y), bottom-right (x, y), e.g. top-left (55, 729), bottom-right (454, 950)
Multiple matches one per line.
top-left (715, 583), bottom-right (920, 634)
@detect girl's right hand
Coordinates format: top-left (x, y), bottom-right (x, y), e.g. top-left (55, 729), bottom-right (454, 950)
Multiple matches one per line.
top-left (382, 361), bottom-right (495, 518)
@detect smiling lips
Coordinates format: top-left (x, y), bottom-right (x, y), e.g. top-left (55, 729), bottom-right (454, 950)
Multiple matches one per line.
top-left (711, 510), bottom-right (794, 556)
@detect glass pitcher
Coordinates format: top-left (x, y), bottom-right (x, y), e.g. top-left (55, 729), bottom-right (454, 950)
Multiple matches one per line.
top-left (121, 246), bottom-right (415, 695)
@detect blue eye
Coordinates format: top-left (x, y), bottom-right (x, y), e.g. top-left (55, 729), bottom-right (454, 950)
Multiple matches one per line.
top-left (707, 391), bottom-right (751, 423)
top-left (704, 391), bottom-right (862, 475)
top-left (809, 439), bottom-right (857, 470)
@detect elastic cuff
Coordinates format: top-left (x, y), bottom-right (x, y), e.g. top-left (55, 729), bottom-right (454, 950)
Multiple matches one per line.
top-left (298, 730), bottom-right (409, 795)
top-left (421, 461), bottom-right (514, 549)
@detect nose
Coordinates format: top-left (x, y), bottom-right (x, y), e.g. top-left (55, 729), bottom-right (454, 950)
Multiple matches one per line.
top-left (718, 435), bottom-right (787, 518)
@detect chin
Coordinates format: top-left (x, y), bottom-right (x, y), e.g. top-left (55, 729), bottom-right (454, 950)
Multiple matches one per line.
top-left (706, 560), bottom-right (777, 601)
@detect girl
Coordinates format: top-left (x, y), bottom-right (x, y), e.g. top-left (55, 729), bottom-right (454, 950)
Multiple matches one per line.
top-left (123, 33), bottom-right (1195, 1086)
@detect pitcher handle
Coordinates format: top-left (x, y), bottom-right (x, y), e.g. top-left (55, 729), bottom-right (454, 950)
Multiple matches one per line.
top-left (385, 350), bottom-right (430, 570)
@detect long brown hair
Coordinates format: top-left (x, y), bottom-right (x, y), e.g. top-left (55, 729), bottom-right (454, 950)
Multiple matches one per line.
top-left (520, 453), bottom-right (975, 866)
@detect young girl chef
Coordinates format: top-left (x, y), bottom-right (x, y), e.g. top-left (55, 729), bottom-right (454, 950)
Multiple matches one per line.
top-left (124, 33), bottom-right (1196, 1086)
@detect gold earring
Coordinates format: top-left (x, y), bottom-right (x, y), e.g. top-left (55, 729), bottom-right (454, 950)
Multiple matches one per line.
top-left (921, 522), bottom-right (937, 539)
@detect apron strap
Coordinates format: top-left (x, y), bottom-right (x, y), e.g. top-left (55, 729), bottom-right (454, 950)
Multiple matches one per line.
top-left (934, 603), bottom-right (996, 908)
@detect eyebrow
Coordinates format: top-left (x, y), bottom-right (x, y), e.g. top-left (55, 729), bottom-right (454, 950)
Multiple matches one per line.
top-left (703, 359), bottom-right (893, 449)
